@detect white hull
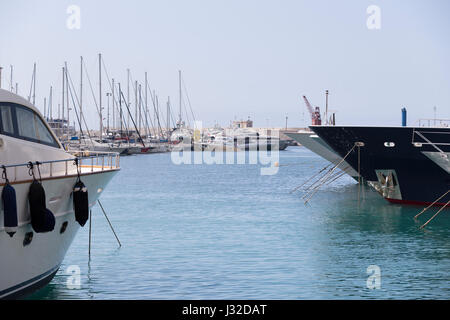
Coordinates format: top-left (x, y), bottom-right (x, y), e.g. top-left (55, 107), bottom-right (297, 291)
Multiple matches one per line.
top-left (173, 140), bottom-right (282, 152)
top-left (285, 131), bottom-right (359, 179)
top-left (68, 141), bottom-right (129, 155)
top-left (0, 171), bottom-right (117, 298)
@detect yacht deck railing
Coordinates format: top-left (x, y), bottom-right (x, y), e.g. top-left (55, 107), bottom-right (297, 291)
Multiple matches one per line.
top-left (415, 118), bottom-right (450, 128)
top-left (1, 151), bottom-right (120, 184)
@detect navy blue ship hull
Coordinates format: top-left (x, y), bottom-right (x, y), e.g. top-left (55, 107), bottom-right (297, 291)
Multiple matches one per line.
top-left (310, 126), bottom-right (450, 205)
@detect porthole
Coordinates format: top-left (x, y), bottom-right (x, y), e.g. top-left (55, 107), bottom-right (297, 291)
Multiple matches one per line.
top-left (384, 142), bottom-right (395, 147)
top-left (23, 232), bottom-right (33, 246)
top-left (60, 221), bottom-right (68, 234)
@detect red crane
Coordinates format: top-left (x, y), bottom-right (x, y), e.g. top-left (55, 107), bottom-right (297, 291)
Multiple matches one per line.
top-left (302, 96), bottom-right (321, 125)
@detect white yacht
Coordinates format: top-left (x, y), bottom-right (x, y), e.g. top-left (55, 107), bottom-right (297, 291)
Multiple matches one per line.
top-left (68, 137), bottom-right (130, 155)
top-left (0, 89), bottom-right (120, 299)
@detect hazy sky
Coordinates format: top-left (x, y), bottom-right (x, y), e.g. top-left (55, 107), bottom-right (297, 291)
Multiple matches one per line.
top-left (0, 0), bottom-right (449, 129)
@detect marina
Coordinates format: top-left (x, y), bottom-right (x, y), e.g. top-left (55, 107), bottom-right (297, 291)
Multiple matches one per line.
top-left (24, 148), bottom-right (450, 300)
top-left (0, 0), bottom-right (449, 304)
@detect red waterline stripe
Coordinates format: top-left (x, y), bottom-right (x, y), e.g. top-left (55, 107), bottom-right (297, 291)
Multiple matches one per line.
top-left (386, 198), bottom-right (448, 207)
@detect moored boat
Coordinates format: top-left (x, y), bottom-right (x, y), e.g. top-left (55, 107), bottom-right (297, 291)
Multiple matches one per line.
top-left (311, 125), bottom-right (450, 205)
top-left (0, 89), bottom-right (120, 298)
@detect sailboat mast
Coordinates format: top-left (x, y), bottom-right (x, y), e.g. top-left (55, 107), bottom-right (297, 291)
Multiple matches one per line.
top-left (99, 53), bottom-right (103, 141)
top-left (127, 69), bottom-right (130, 136)
top-left (32, 63), bottom-right (36, 105)
top-left (10, 65), bottom-right (13, 92)
top-left (167, 97), bottom-right (170, 140)
top-left (145, 72), bottom-right (148, 137)
top-left (112, 78), bottom-right (115, 132)
top-left (80, 56), bottom-right (83, 128)
top-left (61, 67), bottom-right (64, 121)
top-left (65, 63), bottom-right (69, 138)
top-left (49, 86), bottom-right (53, 120)
top-left (135, 80), bottom-right (138, 134)
top-left (119, 83), bottom-right (123, 138)
top-left (139, 84), bottom-right (142, 137)
top-left (178, 70), bottom-right (182, 127)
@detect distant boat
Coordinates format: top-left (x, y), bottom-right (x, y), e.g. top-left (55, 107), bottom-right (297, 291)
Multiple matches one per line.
top-left (173, 127), bottom-right (288, 151)
top-left (68, 138), bottom-right (130, 155)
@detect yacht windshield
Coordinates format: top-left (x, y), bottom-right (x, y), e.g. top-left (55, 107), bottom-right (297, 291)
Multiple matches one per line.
top-left (0, 103), bottom-right (60, 148)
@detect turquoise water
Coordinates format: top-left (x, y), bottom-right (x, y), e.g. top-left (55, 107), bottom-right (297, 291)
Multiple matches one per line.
top-left (27, 147), bottom-right (450, 299)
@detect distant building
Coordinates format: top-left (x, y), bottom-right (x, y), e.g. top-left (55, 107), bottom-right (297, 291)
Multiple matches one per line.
top-left (46, 118), bottom-right (76, 138)
top-left (232, 118), bottom-right (253, 129)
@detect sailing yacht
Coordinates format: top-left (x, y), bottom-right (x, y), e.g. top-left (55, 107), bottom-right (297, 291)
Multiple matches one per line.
top-left (0, 89), bottom-right (120, 298)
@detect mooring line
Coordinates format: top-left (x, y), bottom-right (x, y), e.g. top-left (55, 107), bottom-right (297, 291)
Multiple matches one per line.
top-left (88, 209), bottom-right (92, 260)
top-left (302, 165), bottom-right (337, 194)
top-left (98, 199), bottom-right (122, 247)
top-left (303, 144), bottom-right (357, 204)
top-left (302, 161), bottom-right (349, 196)
top-left (324, 170), bottom-right (347, 186)
top-left (414, 189), bottom-right (450, 219)
top-left (420, 200), bottom-right (450, 229)
top-left (290, 163), bottom-right (333, 194)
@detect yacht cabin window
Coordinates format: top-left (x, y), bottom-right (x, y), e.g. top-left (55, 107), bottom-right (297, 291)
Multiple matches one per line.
top-left (0, 103), bottom-right (59, 148)
top-left (0, 105), bottom-right (14, 135)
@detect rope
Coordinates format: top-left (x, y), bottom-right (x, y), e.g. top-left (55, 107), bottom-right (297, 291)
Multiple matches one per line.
top-left (302, 165), bottom-right (338, 194)
top-left (302, 166), bottom-right (345, 197)
top-left (65, 66), bottom-right (92, 142)
top-left (98, 200), bottom-right (121, 247)
top-left (414, 189), bottom-right (450, 219)
top-left (290, 163), bottom-right (332, 194)
top-left (101, 58), bottom-right (131, 139)
top-left (420, 200), bottom-right (450, 229)
top-left (303, 143), bottom-right (357, 204)
top-left (181, 76), bottom-right (197, 125)
top-left (73, 158), bottom-right (81, 181)
top-left (35, 161), bottom-right (42, 182)
top-left (119, 90), bottom-right (146, 147)
top-left (1, 165), bottom-right (9, 183)
top-left (27, 162), bottom-right (36, 180)
top-left (324, 170), bottom-right (347, 186)
top-left (81, 58), bottom-right (102, 118)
